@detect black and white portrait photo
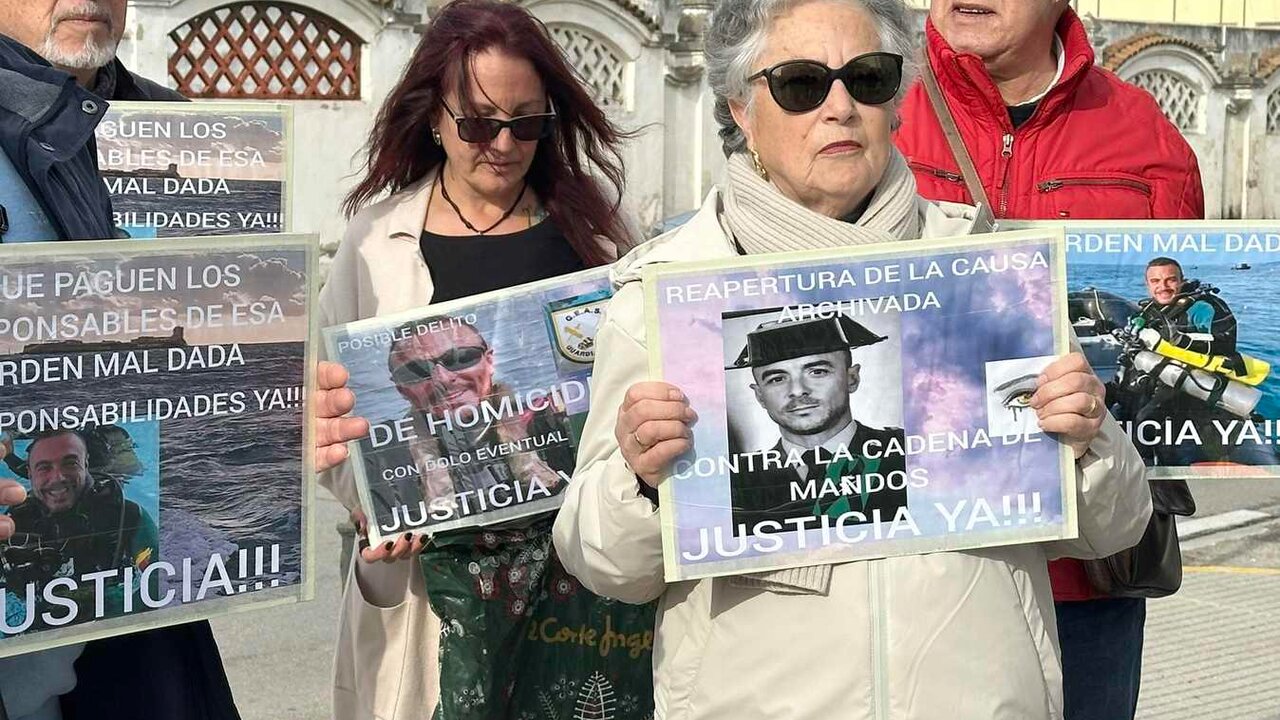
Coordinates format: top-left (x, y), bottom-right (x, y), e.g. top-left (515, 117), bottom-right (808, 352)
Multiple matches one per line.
top-left (721, 305), bottom-right (909, 531)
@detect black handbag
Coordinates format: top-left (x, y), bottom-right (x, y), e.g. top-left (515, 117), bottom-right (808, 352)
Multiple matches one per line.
top-left (1081, 479), bottom-right (1196, 598)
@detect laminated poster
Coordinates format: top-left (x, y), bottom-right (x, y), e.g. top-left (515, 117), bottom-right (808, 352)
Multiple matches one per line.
top-left (0, 234), bottom-right (316, 656)
top-left (1006, 221), bottom-right (1280, 479)
top-left (645, 229), bottom-right (1077, 581)
top-left (324, 268), bottom-right (612, 543)
top-left (96, 102), bottom-right (291, 238)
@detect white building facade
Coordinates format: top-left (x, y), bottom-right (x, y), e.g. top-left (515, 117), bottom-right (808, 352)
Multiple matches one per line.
top-left (117, 0), bottom-right (1280, 267)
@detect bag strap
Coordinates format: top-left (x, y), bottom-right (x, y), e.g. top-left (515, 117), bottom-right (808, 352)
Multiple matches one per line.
top-left (919, 51), bottom-right (995, 214)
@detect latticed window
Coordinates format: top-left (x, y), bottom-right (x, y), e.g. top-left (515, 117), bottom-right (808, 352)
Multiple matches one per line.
top-left (1268, 88), bottom-right (1280, 135)
top-left (549, 25), bottom-right (626, 107)
top-left (1129, 70), bottom-right (1202, 132)
top-left (169, 2), bottom-right (362, 99)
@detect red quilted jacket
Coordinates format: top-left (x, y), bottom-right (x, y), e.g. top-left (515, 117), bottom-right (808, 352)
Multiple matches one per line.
top-left (894, 9), bottom-right (1204, 601)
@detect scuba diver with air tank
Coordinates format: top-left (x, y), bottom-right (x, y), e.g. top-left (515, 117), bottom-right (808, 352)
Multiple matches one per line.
top-left (1071, 256), bottom-right (1276, 467)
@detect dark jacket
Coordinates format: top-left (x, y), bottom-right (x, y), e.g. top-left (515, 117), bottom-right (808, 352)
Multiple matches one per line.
top-left (93, 58), bottom-right (188, 102)
top-left (0, 33), bottom-right (115, 241)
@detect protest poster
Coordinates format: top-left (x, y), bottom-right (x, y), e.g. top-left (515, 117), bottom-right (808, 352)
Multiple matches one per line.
top-left (96, 102), bottom-right (291, 238)
top-left (1004, 220), bottom-right (1280, 479)
top-left (0, 234), bottom-right (315, 657)
top-left (645, 229), bottom-right (1077, 581)
top-left (323, 269), bottom-right (611, 544)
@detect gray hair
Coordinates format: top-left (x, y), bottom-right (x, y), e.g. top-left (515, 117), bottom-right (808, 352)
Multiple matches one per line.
top-left (706, 0), bottom-right (918, 157)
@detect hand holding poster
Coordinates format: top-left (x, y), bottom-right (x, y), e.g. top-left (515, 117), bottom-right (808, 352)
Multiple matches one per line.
top-left (1005, 221), bottom-right (1280, 478)
top-left (645, 230), bottom-right (1077, 581)
top-left (323, 269), bottom-right (611, 544)
top-left (0, 235), bottom-right (315, 657)
top-left (97, 103), bottom-right (291, 238)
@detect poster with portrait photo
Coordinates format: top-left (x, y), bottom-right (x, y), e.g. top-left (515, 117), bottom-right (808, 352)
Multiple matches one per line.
top-left (1005, 220), bottom-right (1280, 479)
top-left (324, 268), bottom-right (611, 544)
top-left (97, 103), bottom-right (291, 238)
top-left (0, 233), bottom-right (316, 657)
top-left (645, 229), bottom-right (1076, 581)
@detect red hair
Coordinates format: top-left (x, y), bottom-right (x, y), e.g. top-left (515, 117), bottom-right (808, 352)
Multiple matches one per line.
top-left (343, 0), bottom-right (633, 265)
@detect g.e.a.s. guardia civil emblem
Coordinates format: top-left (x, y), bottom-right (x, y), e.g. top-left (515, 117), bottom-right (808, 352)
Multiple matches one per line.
top-left (546, 288), bottom-right (613, 364)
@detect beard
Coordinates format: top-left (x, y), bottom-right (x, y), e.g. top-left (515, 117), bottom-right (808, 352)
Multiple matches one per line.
top-left (38, 4), bottom-right (120, 71)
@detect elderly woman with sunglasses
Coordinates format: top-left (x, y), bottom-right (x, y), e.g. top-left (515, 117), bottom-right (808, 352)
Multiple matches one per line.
top-left (317, 0), bottom-right (638, 717)
top-left (552, 0), bottom-right (1150, 717)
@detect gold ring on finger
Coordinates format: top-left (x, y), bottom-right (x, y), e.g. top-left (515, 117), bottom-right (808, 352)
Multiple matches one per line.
top-left (631, 431), bottom-right (647, 450)
top-left (1087, 395), bottom-right (1099, 418)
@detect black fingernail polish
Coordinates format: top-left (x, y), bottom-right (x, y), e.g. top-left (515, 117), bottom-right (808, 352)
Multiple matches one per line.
top-left (384, 541), bottom-right (394, 551)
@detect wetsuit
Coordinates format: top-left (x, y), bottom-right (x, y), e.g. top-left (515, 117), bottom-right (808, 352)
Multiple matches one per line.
top-left (5, 480), bottom-right (159, 628)
top-left (1117, 281), bottom-right (1272, 465)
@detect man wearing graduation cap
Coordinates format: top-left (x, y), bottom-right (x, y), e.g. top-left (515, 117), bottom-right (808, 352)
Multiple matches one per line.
top-left (727, 312), bottom-right (908, 531)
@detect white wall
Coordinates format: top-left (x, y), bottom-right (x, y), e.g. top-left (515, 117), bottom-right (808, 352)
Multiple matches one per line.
top-left (1249, 80), bottom-right (1280, 219)
top-left (120, 0), bottom-right (1280, 250)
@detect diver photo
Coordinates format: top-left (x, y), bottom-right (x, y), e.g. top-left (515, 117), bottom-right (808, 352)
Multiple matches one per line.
top-left (1017, 221), bottom-right (1280, 477)
top-left (0, 236), bottom-right (313, 656)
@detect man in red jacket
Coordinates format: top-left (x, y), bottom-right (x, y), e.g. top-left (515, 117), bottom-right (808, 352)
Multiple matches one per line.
top-left (894, 2), bottom-right (1204, 719)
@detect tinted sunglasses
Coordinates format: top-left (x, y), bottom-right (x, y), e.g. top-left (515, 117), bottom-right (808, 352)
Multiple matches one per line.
top-left (441, 98), bottom-right (557, 143)
top-left (748, 52), bottom-right (904, 113)
top-left (390, 346), bottom-right (487, 385)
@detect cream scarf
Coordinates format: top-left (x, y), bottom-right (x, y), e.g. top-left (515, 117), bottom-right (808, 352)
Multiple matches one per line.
top-left (721, 148), bottom-right (923, 254)
top-left (719, 148), bottom-right (924, 596)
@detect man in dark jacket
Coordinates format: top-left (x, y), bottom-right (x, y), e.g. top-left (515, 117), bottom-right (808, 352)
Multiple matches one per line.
top-left (1, 4), bottom-right (239, 720)
top-left (894, 2), bottom-right (1204, 719)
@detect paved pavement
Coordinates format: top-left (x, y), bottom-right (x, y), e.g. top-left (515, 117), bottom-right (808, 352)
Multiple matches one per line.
top-left (216, 487), bottom-right (1280, 720)
top-left (212, 493), bottom-right (346, 720)
top-left (1138, 567), bottom-right (1280, 720)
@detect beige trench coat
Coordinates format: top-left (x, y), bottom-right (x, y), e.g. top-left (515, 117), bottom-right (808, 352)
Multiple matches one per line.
top-left (319, 170), bottom-right (626, 720)
top-left (552, 189), bottom-right (1154, 720)
top-left (320, 174), bottom-right (441, 720)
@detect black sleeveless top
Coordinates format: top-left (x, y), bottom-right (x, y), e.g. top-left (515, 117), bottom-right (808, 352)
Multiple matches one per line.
top-left (419, 219), bottom-right (585, 302)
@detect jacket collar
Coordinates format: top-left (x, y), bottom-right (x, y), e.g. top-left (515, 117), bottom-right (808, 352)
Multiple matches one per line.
top-left (0, 33), bottom-right (82, 124)
top-left (924, 8), bottom-right (1095, 131)
top-left (385, 169), bottom-right (439, 243)
top-left (611, 188), bottom-right (736, 286)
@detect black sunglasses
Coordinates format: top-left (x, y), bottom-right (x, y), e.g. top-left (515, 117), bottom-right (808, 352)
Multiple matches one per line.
top-left (748, 52), bottom-right (904, 113)
top-left (441, 98), bottom-right (557, 143)
top-left (390, 346), bottom-right (487, 385)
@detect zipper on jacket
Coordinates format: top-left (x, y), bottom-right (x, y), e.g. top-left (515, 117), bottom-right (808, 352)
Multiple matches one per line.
top-left (996, 133), bottom-right (1014, 218)
top-left (907, 161), bottom-right (964, 184)
top-left (870, 560), bottom-right (888, 720)
top-left (1037, 177), bottom-right (1153, 196)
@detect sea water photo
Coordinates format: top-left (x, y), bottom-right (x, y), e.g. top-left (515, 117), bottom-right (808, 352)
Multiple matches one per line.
top-left (96, 103), bottom-right (291, 238)
top-left (1006, 221), bottom-right (1280, 478)
top-left (0, 234), bottom-right (316, 657)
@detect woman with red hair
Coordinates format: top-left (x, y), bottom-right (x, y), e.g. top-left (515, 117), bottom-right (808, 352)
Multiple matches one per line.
top-left (319, 1), bottom-right (638, 717)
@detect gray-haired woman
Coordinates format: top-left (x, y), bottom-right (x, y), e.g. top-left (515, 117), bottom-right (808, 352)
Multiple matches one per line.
top-left (552, 0), bottom-right (1151, 717)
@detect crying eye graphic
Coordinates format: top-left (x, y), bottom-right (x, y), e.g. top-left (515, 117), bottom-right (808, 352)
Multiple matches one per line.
top-left (994, 374), bottom-right (1039, 422)
top-left (1002, 389), bottom-right (1034, 420)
